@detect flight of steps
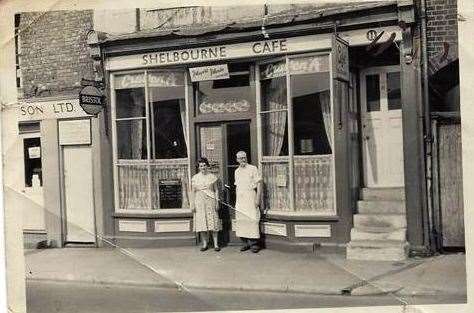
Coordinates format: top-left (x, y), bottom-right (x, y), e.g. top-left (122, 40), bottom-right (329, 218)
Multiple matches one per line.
top-left (346, 187), bottom-right (409, 261)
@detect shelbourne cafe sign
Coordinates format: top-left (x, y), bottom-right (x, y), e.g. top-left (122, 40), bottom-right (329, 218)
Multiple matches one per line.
top-left (106, 34), bottom-right (334, 70)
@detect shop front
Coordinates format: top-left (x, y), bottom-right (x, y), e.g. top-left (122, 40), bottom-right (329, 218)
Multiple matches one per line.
top-left (92, 2), bottom-right (422, 255)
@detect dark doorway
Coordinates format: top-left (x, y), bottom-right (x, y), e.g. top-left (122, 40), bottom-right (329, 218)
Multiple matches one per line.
top-left (197, 121), bottom-right (251, 246)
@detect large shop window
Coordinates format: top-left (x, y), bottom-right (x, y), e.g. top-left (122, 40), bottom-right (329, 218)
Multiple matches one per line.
top-left (259, 55), bottom-right (334, 214)
top-left (113, 71), bottom-right (190, 211)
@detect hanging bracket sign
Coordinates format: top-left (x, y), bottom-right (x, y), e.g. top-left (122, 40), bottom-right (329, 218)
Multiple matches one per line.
top-left (332, 34), bottom-right (349, 82)
top-left (79, 85), bottom-right (105, 116)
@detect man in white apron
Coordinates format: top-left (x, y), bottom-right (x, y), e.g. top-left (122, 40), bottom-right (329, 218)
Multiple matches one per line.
top-left (234, 151), bottom-right (263, 253)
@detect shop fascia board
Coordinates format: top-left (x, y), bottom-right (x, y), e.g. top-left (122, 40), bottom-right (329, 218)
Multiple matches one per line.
top-left (101, 9), bottom-right (403, 57)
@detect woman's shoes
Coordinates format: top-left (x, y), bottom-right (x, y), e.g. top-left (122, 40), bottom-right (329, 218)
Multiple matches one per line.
top-left (200, 246), bottom-right (208, 252)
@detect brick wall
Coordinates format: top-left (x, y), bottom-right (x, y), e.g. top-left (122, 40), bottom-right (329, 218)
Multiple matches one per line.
top-left (18, 10), bottom-right (94, 99)
top-left (425, 0), bottom-right (458, 60)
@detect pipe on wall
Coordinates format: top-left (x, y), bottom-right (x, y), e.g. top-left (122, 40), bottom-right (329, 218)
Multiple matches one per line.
top-left (420, 0), bottom-right (437, 253)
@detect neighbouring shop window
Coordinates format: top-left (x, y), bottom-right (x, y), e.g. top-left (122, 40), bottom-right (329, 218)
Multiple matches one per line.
top-left (195, 63), bottom-right (254, 115)
top-left (23, 137), bottom-right (42, 188)
top-left (259, 55), bottom-right (334, 214)
top-left (113, 71), bottom-right (190, 211)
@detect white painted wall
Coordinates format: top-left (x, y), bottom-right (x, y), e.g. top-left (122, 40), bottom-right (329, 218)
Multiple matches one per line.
top-left (0, 3), bottom-right (27, 312)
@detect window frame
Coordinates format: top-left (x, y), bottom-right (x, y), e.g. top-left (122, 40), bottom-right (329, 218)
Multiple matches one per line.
top-left (21, 131), bottom-right (42, 189)
top-left (256, 51), bottom-right (336, 215)
top-left (111, 69), bottom-right (191, 213)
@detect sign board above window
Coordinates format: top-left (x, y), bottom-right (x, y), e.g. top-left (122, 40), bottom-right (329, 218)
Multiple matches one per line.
top-left (189, 64), bottom-right (230, 82)
top-left (18, 98), bottom-right (89, 122)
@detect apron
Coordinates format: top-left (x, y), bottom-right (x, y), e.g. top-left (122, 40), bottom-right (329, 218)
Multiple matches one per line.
top-left (234, 165), bottom-right (262, 239)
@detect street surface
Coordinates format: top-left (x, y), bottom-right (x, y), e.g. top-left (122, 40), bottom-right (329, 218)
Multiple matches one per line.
top-left (27, 281), bottom-right (467, 313)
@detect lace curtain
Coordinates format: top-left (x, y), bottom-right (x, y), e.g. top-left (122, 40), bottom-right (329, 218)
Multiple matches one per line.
top-left (319, 90), bottom-right (332, 149)
top-left (265, 77), bottom-right (287, 156)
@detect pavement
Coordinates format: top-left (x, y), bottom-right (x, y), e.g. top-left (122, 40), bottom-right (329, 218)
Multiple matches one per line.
top-left (24, 246), bottom-right (467, 298)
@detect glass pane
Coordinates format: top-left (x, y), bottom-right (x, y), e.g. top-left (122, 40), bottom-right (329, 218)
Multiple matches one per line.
top-left (291, 72), bottom-right (332, 155)
top-left (199, 126), bottom-right (223, 175)
top-left (262, 162), bottom-right (291, 211)
top-left (262, 112), bottom-right (288, 156)
top-left (387, 72), bottom-right (401, 110)
top-left (149, 76), bottom-right (187, 159)
top-left (117, 165), bottom-right (149, 210)
top-left (116, 88), bottom-right (146, 118)
top-left (260, 76), bottom-right (287, 112)
top-left (151, 163), bottom-right (189, 209)
top-left (195, 63), bottom-right (254, 115)
top-left (289, 55), bottom-right (329, 75)
top-left (366, 74), bottom-right (380, 112)
top-left (23, 137), bottom-right (42, 187)
top-left (115, 73), bottom-right (144, 89)
top-left (294, 156), bottom-right (334, 213)
top-left (116, 120), bottom-right (147, 159)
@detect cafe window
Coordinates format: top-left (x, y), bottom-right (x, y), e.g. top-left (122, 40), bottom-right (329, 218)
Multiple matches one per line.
top-left (113, 71), bottom-right (190, 211)
top-left (258, 54), bottom-right (334, 214)
top-left (194, 63), bottom-right (255, 115)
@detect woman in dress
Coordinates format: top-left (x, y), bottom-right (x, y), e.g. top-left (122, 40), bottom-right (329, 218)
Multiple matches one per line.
top-left (191, 158), bottom-right (221, 252)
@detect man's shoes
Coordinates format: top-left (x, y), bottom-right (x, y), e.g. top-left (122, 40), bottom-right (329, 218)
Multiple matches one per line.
top-left (251, 246), bottom-right (260, 253)
top-left (240, 245), bottom-right (250, 252)
top-left (214, 247), bottom-right (221, 252)
top-left (200, 246), bottom-right (209, 252)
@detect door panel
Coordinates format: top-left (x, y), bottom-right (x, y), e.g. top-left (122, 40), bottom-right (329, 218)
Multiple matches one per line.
top-left (63, 145), bottom-right (95, 243)
top-left (361, 67), bottom-right (404, 187)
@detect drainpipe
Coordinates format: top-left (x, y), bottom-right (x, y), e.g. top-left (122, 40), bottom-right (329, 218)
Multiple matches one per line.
top-left (420, 0), bottom-right (436, 253)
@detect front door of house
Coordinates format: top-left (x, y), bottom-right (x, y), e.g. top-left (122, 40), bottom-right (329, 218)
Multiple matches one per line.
top-left (360, 66), bottom-right (404, 187)
top-left (197, 121), bottom-right (252, 245)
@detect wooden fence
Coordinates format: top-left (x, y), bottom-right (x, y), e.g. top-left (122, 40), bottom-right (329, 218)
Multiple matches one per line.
top-left (431, 112), bottom-right (464, 248)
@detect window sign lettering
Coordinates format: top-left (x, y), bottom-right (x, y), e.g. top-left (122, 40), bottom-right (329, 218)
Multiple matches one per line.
top-left (260, 61), bottom-right (286, 80)
top-left (189, 64), bottom-right (230, 82)
top-left (289, 55), bottom-right (330, 74)
top-left (199, 99), bottom-right (251, 114)
top-left (115, 72), bottom-right (184, 89)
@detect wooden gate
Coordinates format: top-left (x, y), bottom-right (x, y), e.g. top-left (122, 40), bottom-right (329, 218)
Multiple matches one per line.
top-left (431, 112), bottom-right (464, 249)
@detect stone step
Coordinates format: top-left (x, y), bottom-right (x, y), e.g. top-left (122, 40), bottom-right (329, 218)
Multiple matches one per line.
top-left (346, 241), bottom-right (409, 261)
top-left (361, 187), bottom-right (405, 201)
top-left (353, 214), bottom-right (407, 229)
top-left (350, 227), bottom-right (406, 242)
top-left (357, 200), bottom-right (405, 214)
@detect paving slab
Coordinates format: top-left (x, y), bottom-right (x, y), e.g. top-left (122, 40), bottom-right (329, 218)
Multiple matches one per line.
top-left (356, 253), bottom-right (467, 297)
top-left (24, 247), bottom-right (467, 297)
top-left (25, 248), bottom-right (176, 288)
